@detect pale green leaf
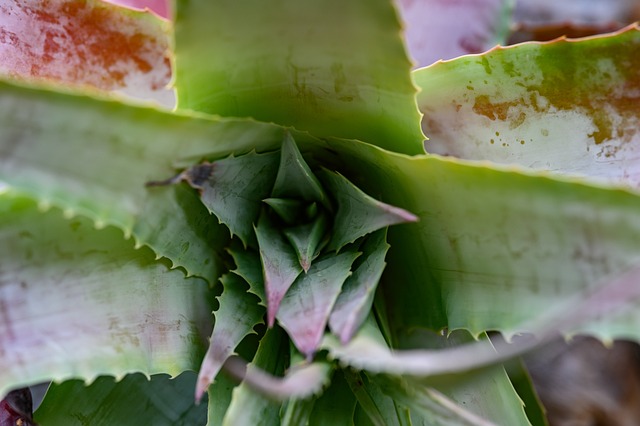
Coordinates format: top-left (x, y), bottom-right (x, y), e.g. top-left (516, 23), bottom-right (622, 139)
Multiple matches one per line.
top-left (255, 212), bottom-right (303, 327)
top-left (277, 251), bottom-right (360, 358)
top-left (321, 169), bottom-right (418, 251)
top-left (223, 356), bottom-right (333, 402)
top-left (173, 0), bottom-right (424, 154)
top-left (375, 376), bottom-right (498, 426)
top-left (196, 274), bottom-right (264, 401)
top-left (0, 191), bottom-right (213, 396)
top-left (415, 26), bottom-right (640, 187)
top-left (34, 372), bottom-right (206, 426)
top-left (329, 229), bottom-right (390, 344)
top-left (311, 137), bottom-right (640, 341)
top-left (0, 78), bottom-right (287, 280)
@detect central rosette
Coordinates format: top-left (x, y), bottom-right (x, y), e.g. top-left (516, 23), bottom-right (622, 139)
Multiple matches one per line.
top-left (168, 132), bottom-right (417, 398)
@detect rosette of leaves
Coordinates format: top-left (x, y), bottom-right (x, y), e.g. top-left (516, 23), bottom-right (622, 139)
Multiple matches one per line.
top-left (158, 132), bottom-right (417, 400)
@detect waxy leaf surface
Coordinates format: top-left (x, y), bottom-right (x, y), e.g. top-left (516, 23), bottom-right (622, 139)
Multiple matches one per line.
top-left (191, 152), bottom-right (279, 247)
top-left (0, 0), bottom-right (173, 106)
top-left (322, 170), bottom-right (418, 251)
top-left (0, 191), bottom-right (213, 397)
top-left (196, 274), bottom-right (264, 402)
top-left (173, 0), bottom-right (424, 154)
top-left (416, 26), bottom-right (640, 188)
top-left (35, 372), bottom-right (206, 426)
top-left (255, 212), bottom-right (303, 327)
top-left (277, 251), bottom-right (360, 358)
top-left (329, 229), bottom-right (390, 344)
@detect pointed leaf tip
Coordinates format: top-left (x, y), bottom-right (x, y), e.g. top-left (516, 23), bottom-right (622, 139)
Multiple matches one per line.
top-left (196, 274), bottom-right (264, 402)
top-left (329, 229), bottom-right (390, 344)
top-left (277, 251), bottom-right (360, 358)
top-left (321, 169), bottom-right (418, 251)
top-left (272, 133), bottom-right (329, 208)
top-left (255, 212), bottom-right (303, 326)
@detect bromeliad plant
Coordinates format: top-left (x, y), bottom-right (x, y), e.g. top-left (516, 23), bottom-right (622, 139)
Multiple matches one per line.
top-left (3, 0), bottom-right (640, 424)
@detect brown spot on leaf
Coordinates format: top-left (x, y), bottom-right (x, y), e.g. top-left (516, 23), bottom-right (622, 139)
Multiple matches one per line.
top-left (0, 0), bottom-right (170, 94)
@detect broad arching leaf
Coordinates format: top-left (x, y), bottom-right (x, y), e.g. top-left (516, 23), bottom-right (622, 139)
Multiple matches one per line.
top-left (0, 190), bottom-right (213, 396)
top-left (416, 26), bottom-right (640, 188)
top-left (173, 0), bottom-right (425, 154)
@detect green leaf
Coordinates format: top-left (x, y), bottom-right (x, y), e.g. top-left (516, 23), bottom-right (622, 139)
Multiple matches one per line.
top-left (272, 133), bottom-right (329, 208)
top-left (308, 370), bottom-right (357, 426)
top-left (185, 151), bottom-right (280, 247)
top-left (415, 26), bottom-right (640, 187)
top-left (173, 0), bottom-right (424, 154)
top-left (374, 376), bottom-right (499, 426)
top-left (196, 274), bottom-right (264, 402)
top-left (277, 251), bottom-right (360, 358)
top-left (35, 372), bottom-right (206, 426)
top-left (321, 169), bottom-right (418, 251)
top-left (329, 229), bottom-right (390, 344)
top-left (310, 137), bottom-right (640, 341)
top-left (228, 244), bottom-right (267, 306)
top-left (0, 190), bottom-right (213, 396)
top-left (283, 214), bottom-right (330, 272)
top-left (207, 372), bottom-right (236, 426)
top-left (255, 212), bottom-right (303, 327)
top-left (263, 198), bottom-right (305, 226)
top-left (221, 328), bottom-right (287, 426)
top-left (345, 370), bottom-right (409, 426)
top-left (0, 78), bottom-right (288, 280)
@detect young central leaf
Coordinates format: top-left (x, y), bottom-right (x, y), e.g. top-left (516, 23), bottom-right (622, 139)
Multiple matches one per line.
top-left (255, 211), bottom-right (303, 327)
top-left (277, 251), bottom-right (361, 359)
top-left (272, 133), bottom-right (329, 208)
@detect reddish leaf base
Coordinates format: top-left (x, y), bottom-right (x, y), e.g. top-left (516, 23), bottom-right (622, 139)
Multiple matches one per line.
top-left (0, 389), bottom-right (36, 426)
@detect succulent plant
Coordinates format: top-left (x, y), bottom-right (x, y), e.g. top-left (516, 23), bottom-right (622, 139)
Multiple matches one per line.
top-left (2, 0), bottom-right (640, 425)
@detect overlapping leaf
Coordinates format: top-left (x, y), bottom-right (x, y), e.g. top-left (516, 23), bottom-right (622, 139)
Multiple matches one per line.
top-left (173, 0), bottom-right (424, 154)
top-left (195, 274), bottom-right (264, 401)
top-left (416, 26), bottom-right (640, 188)
top-left (34, 372), bottom-right (206, 426)
top-left (0, 190), bottom-right (213, 397)
top-left (0, 0), bottom-right (173, 106)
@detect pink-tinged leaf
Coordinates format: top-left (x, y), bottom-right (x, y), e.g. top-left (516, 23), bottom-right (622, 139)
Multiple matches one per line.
top-left (254, 212), bottom-right (303, 327)
top-left (0, 0), bottom-right (172, 105)
top-left (195, 274), bottom-right (264, 403)
top-left (416, 25), bottom-right (640, 187)
top-left (224, 356), bottom-right (332, 402)
top-left (277, 251), bottom-right (360, 359)
top-left (396, 0), bottom-right (513, 68)
top-left (329, 230), bottom-right (389, 344)
top-left (323, 262), bottom-right (640, 376)
top-left (321, 169), bottom-right (418, 252)
top-left (512, 0), bottom-right (640, 27)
